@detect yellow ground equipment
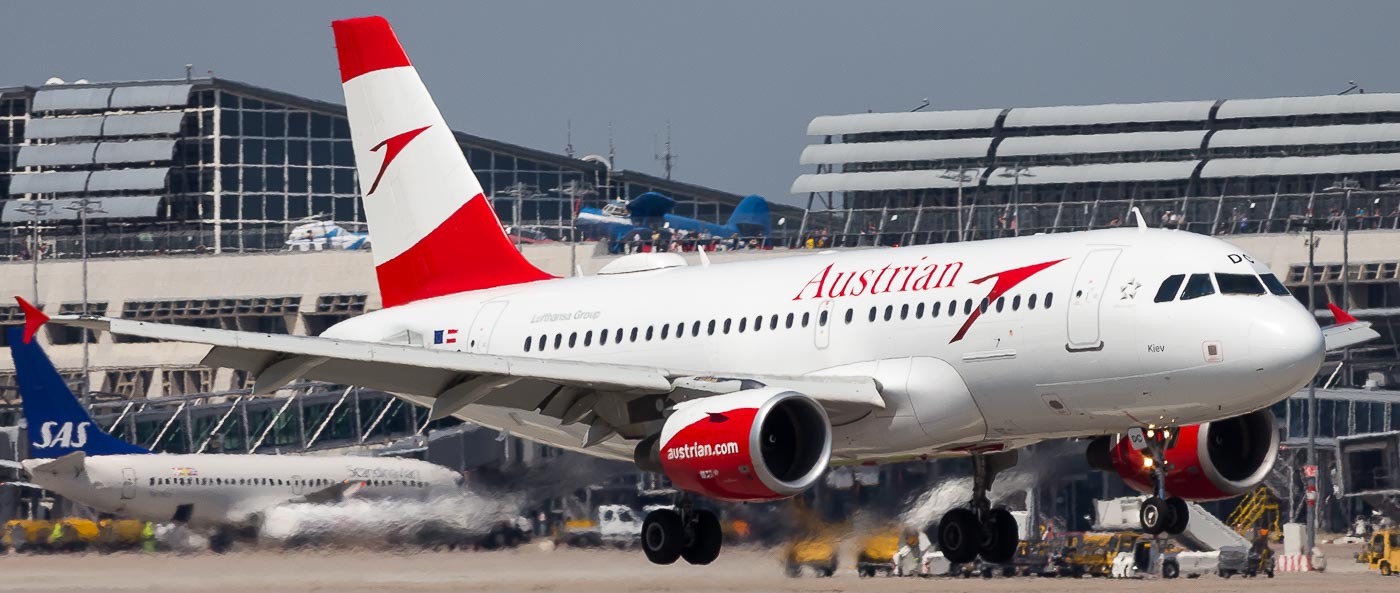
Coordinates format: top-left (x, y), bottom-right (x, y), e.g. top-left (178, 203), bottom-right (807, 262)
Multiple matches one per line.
top-left (855, 528), bottom-right (902, 577)
top-left (1059, 531), bottom-right (1140, 577)
top-left (50, 518), bottom-right (100, 552)
top-left (783, 529), bottom-right (840, 577)
top-left (96, 519), bottom-right (148, 552)
top-left (4, 520), bottom-right (54, 553)
top-left (1227, 486), bottom-right (1282, 541)
top-left (1363, 529), bottom-right (1400, 576)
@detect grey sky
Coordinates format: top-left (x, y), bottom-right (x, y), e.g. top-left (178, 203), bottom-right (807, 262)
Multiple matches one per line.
top-left (5, 1), bottom-right (1399, 205)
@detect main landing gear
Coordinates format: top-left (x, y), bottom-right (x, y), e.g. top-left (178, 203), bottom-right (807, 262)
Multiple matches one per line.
top-left (1135, 426), bottom-right (1189, 536)
top-left (936, 451), bottom-right (1020, 565)
top-left (641, 496), bottom-right (723, 566)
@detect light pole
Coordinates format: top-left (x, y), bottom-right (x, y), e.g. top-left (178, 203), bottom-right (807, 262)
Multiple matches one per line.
top-left (1323, 177), bottom-right (1359, 387)
top-left (550, 181), bottom-right (596, 277)
top-left (940, 166), bottom-right (977, 242)
top-left (63, 198), bottom-right (106, 406)
top-left (998, 165), bottom-right (1034, 236)
top-left (1303, 219), bottom-right (1320, 563)
top-left (14, 200), bottom-right (48, 305)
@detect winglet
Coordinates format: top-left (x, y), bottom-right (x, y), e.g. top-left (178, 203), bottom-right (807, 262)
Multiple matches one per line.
top-left (14, 296), bottom-right (47, 344)
top-left (1328, 303), bottom-right (1357, 325)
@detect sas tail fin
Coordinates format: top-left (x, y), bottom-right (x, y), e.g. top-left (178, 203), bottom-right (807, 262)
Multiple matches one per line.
top-left (7, 326), bottom-right (150, 458)
top-left (332, 16), bottom-right (553, 307)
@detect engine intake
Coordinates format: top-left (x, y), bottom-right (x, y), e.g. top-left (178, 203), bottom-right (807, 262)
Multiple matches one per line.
top-left (650, 387), bottom-right (831, 502)
top-left (1088, 408), bottom-right (1280, 501)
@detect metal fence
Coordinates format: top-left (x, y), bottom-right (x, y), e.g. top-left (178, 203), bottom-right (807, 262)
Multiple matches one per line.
top-left (794, 190), bottom-right (1400, 248)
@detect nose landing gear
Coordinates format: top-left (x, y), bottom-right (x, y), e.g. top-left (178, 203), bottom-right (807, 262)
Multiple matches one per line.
top-left (641, 497), bottom-right (723, 566)
top-left (936, 451), bottom-right (1020, 564)
top-left (1134, 427), bottom-right (1190, 536)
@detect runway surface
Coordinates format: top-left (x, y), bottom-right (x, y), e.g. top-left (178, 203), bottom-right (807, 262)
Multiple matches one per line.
top-left (0, 545), bottom-right (1384, 593)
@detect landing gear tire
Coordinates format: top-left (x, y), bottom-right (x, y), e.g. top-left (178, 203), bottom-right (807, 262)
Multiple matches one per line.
top-left (938, 507), bottom-right (981, 564)
top-left (1164, 496), bottom-right (1189, 535)
top-left (977, 508), bottom-right (1018, 564)
top-left (681, 509), bottom-right (722, 565)
top-left (1140, 496), bottom-right (1168, 535)
top-left (641, 509), bottom-right (684, 565)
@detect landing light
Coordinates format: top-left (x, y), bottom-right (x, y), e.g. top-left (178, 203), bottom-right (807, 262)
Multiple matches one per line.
top-left (1142, 457), bottom-right (1154, 469)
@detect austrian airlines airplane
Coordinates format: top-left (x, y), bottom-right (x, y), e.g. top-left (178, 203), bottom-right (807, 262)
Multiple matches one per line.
top-left (7, 328), bottom-right (462, 552)
top-left (18, 16), bottom-right (1376, 566)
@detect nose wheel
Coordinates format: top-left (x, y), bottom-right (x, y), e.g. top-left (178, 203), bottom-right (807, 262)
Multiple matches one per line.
top-left (641, 497), bottom-right (723, 566)
top-left (936, 452), bottom-right (1020, 565)
top-left (1134, 427), bottom-right (1190, 536)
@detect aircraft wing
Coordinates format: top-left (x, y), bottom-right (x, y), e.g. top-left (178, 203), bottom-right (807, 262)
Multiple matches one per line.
top-left (298, 480), bottom-right (368, 504)
top-left (43, 314), bottom-right (884, 453)
top-left (1323, 304), bottom-right (1381, 352)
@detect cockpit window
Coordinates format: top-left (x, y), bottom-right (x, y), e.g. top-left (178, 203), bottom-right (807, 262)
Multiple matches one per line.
top-left (1260, 273), bottom-right (1290, 296)
top-left (1216, 273), bottom-right (1266, 295)
top-left (1154, 274), bottom-right (1185, 303)
top-left (1180, 273), bottom-right (1215, 300)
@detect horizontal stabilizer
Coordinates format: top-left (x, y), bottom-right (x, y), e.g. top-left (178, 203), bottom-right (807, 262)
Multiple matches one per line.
top-left (25, 451), bottom-right (85, 478)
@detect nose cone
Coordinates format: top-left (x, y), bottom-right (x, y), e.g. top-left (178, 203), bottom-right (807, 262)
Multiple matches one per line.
top-left (1250, 305), bottom-right (1325, 396)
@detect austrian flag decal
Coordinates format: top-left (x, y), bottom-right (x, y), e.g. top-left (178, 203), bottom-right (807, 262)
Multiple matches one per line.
top-left (433, 328), bottom-right (458, 345)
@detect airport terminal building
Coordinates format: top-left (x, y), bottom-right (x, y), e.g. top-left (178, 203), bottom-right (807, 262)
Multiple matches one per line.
top-left (0, 78), bottom-right (793, 259)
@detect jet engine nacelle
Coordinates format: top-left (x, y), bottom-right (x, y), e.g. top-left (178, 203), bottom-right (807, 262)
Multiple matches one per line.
top-left (649, 387), bottom-right (831, 502)
top-left (1087, 409), bottom-right (1279, 501)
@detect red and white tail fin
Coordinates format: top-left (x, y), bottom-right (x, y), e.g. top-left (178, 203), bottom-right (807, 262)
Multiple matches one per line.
top-left (332, 16), bottom-right (552, 307)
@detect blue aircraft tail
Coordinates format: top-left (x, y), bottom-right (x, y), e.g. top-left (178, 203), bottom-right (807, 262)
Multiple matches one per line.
top-left (727, 195), bottom-right (772, 236)
top-left (7, 327), bottom-right (150, 458)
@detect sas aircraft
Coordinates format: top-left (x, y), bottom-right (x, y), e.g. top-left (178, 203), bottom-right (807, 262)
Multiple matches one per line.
top-left (18, 15), bottom-right (1378, 566)
top-left (8, 328), bottom-right (462, 551)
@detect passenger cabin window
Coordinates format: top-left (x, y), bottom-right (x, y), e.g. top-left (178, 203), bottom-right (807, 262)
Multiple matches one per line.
top-left (1180, 274), bottom-right (1215, 300)
top-left (1260, 273), bottom-right (1290, 296)
top-left (1216, 273), bottom-right (1266, 295)
top-left (1154, 274), bottom-right (1185, 303)
top-left (1044, 293), bottom-right (1054, 308)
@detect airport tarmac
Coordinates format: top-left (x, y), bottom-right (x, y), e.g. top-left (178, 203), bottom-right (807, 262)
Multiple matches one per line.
top-left (0, 545), bottom-right (1386, 593)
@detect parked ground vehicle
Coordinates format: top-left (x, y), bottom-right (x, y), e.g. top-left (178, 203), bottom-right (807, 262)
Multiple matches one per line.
top-left (4, 520), bottom-right (53, 553)
top-left (783, 529), bottom-right (840, 577)
top-left (1059, 531), bottom-right (1141, 577)
top-left (1217, 545), bottom-right (1275, 578)
top-left (856, 528), bottom-right (901, 577)
top-left (1363, 529), bottom-right (1400, 576)
top-left (561, 504), bottom-right (644, 548)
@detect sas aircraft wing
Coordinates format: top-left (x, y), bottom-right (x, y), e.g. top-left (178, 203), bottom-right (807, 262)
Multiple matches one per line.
top-left (35, 309), bottom-right (883, 459)
top-left (1322, 304), bottom-right (1381, 352)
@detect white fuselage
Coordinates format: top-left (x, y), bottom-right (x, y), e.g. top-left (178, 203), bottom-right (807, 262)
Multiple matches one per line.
top-left (23, 454), bottom-right (462, 527)
top-left (323, 228), bottom-right (1324, 462)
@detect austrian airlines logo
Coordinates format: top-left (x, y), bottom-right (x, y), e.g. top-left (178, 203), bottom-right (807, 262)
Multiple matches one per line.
top-left (950, 258), bottom-right (1067, 343)
top-left (33, 421), bottom-right (90, 449)
top-left (366, 125), bottom-right (431, 195)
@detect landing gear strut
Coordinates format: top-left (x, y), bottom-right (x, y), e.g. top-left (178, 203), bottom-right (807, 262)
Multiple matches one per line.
top-left (1135, 427), bottom-right (1189, 536)
top-left (937, 451), bottom-right (1020, 564)
top-left (641, 496), bottom-right (722, 565)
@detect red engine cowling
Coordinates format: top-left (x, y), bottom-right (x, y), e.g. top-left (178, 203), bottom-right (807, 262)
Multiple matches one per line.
top-left (650, 387), bottom-right (831, 502)
top-left (1087, 409), bottom-right (1279, 501)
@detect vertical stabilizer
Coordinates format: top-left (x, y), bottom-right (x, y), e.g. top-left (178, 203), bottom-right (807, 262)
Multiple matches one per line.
top-left (7, 327), bottom-right (150, 458)
top-left (332, 16), bottom-right (553, 307)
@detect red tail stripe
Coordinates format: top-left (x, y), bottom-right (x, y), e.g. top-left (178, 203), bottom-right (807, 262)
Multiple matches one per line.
top-left (332, 16), bottom-right (412, 83)
top-left (1328, 303), bottom-right (1357, 324)
top-left (374, 195), bottom-right (554, 307)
